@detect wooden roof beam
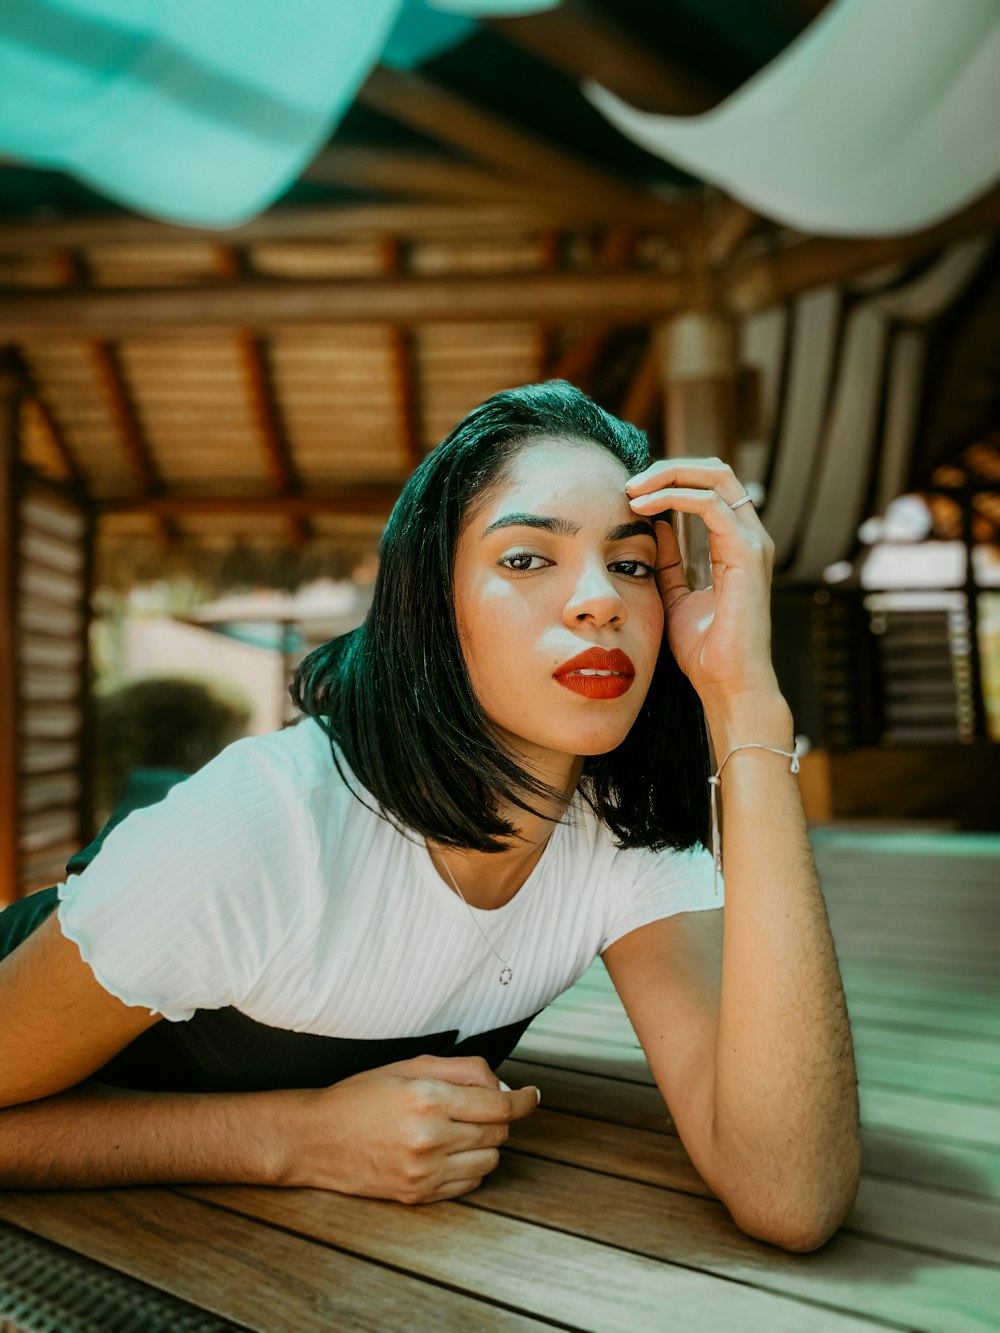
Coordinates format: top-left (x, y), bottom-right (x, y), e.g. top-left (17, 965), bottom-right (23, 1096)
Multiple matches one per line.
top-left (302, 147), bottom-right (602, 209)
top-left (619, 334), bottom-right (662, 436)
top-left (216, 247), bottom-right (309, 547)
top-left (722, 184), bottom-right (1000, 314)
top-left (486, 0), bottom-right (724, 116)
top-left (90, 340), bottom-right (176, 549)
top-left (548, 226), bottom-right (636, 391)
top-left (379, 237), bottom-right (423, 471)
top-left (357, 66), bottom-right (692, 227)
top-left (98, 489), bottom-right (402, 518)
top-left (0, 270), bottom-right (687, 338)
top-left (0, 200), bottom-right (675, 251)
top-left (238, 333), bottom-right (309, 547)
top-left (9, 349), bottom-right (85, 489)
top-left (705, 199), bottom-right (760, 267)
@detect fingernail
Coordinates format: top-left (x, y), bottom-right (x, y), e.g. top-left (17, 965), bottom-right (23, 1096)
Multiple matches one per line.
top-left (499, 1080), bottom-right (511, 1092)
top-left (534, 1087), bottom-right (541, 1105)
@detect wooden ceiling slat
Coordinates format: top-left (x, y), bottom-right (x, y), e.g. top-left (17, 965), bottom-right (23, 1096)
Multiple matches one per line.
top-left (487, 0), bottom-right (724, 116)
top-left (357, 66), bottom-right (687, 224)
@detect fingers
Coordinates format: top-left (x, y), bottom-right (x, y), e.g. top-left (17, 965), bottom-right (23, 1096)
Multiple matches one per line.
top-left (401, 1053), bottom-right (498, 1090)
top-left (634, 485), bottom-right (775, 567)
top-left (440, 1081), bottom-right (540, 1125)
top-left (626, 458), bottom-right (744, 504)
top-left (627, 460), bottom-right (767, 535)
top-left (446, 1110), bottom-right (515, 1155)
top-left (402, 1055), bottom-right (540, 1121)
top-left (652, 519), bottom-right (687, 604)
top-left (442, 1147), bottom-right (503, 1182)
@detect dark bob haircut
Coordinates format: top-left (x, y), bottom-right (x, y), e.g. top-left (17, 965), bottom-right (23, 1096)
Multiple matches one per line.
top-left (290, 379), bottom-right (711, 855)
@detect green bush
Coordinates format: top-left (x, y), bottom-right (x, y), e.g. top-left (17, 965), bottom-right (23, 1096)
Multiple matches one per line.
top-left (91, 675), bottom-right (252, 820)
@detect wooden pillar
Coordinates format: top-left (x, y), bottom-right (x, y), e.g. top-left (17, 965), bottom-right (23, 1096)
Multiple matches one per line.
top-left (658, 308), bottom-right (739, 590)
top-left (0, 358), bottom-right (20, 901)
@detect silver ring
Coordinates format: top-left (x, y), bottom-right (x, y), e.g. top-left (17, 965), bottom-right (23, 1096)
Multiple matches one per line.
top-left (730, 493), bottom-right (754, 510)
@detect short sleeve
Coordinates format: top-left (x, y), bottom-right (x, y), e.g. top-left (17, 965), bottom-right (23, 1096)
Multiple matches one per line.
top-left (600, 843), bottom-right (724, 956)
top-left (55, 736), bottom-right (320, 1021)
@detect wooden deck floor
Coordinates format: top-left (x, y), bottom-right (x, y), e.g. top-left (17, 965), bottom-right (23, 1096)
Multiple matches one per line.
top-left (1, 825), bottom-right (998, 1332)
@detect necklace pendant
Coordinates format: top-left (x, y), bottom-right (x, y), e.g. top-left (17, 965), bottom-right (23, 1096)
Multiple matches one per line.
top-left (499, 965), bottom-right (513, 986)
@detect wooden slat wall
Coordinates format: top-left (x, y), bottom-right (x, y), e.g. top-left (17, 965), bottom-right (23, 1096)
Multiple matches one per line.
top-left (11, 481), bottom-right (91, 902)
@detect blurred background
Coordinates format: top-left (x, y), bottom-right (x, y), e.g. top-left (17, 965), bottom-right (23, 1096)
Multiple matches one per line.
top-left (2, 0), bottom-right (998, 899)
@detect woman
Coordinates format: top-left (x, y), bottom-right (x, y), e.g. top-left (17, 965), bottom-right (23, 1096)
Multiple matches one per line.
top-left (0, 381), bottom-right (859, 1244)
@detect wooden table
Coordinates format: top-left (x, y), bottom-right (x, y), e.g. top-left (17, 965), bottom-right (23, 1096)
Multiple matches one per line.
top-left (1, 826), bottom-right (998, 1332)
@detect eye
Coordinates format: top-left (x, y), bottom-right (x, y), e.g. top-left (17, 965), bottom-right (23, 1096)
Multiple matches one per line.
top-left (499, 551), bottom-right (550, 573)
top-left (609, 560), bottom-right (655, 580)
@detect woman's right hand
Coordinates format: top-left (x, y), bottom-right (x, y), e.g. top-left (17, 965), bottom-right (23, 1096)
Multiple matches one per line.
top-left (276, 1054), bottom-right (541, 1204)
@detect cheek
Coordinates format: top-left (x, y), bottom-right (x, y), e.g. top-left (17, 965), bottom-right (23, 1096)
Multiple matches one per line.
top-left (634, 589), bottom-right (665, 653)
top-left (456, 579), bottom-right (530, 676)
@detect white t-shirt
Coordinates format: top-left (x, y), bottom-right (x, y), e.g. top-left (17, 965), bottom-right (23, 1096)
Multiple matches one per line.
top-left (56, 718), bottom-right (723, 1042)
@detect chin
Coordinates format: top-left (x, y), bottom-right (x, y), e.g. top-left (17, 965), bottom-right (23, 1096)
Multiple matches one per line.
top-left (550, 719), bottom-right (636, 758)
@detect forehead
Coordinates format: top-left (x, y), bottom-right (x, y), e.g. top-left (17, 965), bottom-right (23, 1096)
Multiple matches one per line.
top-left (479, 436), bottom-right (629, 513)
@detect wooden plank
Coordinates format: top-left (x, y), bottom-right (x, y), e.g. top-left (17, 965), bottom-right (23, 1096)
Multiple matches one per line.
top-left (0, 270), bottom-right (685, 338)
top-left (0, 1189), bottom-right (545, 1332)
top-left (858, 1088), bottom-right (1000, 1150)
top-left (493, 1107), bottom-right (1000, 1267)
top-left (860, 1127), bottom-right (1000, 1201)
top-left (176, 1185), bottom-right (885, 1333)
top-left (462, 1155), bottom-right (1000, 1332)
top-left (513, 1018), bottom-right (1000, 1100)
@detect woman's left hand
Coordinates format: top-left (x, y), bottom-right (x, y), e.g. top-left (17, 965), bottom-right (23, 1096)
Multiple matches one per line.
top-left (626, 458), bottom-right (780, 705)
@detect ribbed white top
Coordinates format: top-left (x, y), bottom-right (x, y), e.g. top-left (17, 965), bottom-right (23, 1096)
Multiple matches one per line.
top-left (56, 718), bottom-right (723, 1039)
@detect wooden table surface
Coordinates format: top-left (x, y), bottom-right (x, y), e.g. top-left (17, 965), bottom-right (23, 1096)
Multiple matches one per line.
top-left (1, 825), bottom-right (998, 1332)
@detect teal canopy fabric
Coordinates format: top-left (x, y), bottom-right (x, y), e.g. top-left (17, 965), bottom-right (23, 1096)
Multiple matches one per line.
top-left (0, 0), bottom-right (556, 226)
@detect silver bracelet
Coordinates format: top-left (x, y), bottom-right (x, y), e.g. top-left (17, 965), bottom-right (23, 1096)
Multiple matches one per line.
top-left (708, 740), bottom-right (800, 897)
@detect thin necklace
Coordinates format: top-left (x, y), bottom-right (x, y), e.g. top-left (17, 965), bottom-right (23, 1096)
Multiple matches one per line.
top-left (437, 851), bottom-right (530, 987)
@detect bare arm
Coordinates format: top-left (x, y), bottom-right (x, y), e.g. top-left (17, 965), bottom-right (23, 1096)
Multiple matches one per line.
top-left (0, 1078), bottom-right (291, 1190)
top-left (0, 912), bottom-right (537, 1201)
top-left (0, 909), bottom-right (293, 1189)
top-left (705, 690), bottom-right (861, 1247)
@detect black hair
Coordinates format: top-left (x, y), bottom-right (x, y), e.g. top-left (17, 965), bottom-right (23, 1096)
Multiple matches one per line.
top-left (289, 380), bottom-right (711, 854)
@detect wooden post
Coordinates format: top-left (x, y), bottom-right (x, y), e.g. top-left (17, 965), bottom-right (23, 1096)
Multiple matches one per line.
top-left (658, 308), bottom-right (739, 591)
top-left (0, 357), bottom-right (20, 902)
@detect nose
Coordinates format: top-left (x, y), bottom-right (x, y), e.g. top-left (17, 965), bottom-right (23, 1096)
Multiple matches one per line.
top-left (562, 560), bottom-right (628, 630)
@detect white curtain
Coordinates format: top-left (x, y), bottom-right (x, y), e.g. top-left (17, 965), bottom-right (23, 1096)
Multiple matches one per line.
top-left (585, 0), bottom-right (1000, 237)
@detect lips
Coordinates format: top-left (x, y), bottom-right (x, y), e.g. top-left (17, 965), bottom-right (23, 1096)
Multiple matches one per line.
top-left (553, 647), bottom-right (635, 700)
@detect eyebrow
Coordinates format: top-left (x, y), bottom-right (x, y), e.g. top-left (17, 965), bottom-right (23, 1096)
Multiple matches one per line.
top-left (481, 512), bottom-right (657, 543)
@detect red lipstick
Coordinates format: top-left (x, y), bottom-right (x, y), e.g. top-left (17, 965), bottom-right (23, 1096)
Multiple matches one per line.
top-left (553, 647), bottom-right (635, 700)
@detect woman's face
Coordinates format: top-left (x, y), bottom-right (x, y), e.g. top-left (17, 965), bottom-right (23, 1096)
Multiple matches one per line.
top-left (453, 437), bottom-right (664, 771)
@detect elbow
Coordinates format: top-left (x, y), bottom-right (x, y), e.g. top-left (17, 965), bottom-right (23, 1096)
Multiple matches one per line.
top-left (739, 1212), bottom-right (844, 1255)
top-left (732, 1163), bottom-right (861, 1255)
